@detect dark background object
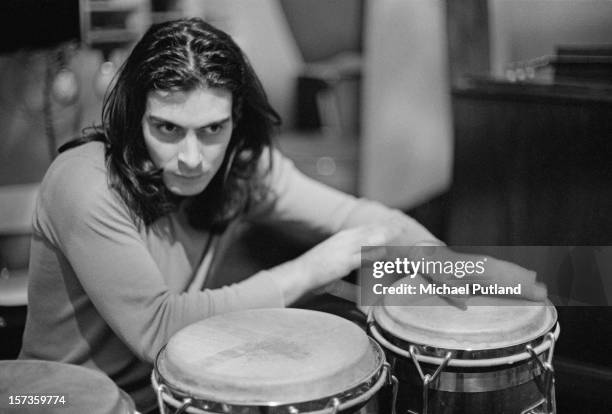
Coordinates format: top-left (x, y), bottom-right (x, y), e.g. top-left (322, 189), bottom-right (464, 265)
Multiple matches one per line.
top-left (295, 76), bottom-right (329, 130)
top-left (295, 65), bottom-right (361, 134)
top-left (553, 45), bottom-right (612, 85)
top-left (0, 0), bottom-right (80, 53)
top-left (447, 77), bottom-right (612, 245)
top-left (445, 76), bottom-right (612, 413)
top-left (0, 306), bottom-right (27, 359)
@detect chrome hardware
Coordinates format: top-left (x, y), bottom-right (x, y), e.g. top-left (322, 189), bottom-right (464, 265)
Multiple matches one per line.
top-left (175, 398), bottom-right (194, 414)
top-left (383, 361), bottom-right (399, 414)
top-left (525, 331), bottom-right (557, 414)
top-left (409, 346), bottom-right (452, 414)
top-left (328, 397), bottom-right (341, 414)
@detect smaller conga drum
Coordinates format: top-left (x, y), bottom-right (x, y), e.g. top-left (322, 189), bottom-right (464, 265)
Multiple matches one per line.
top-left (369, 294), bottom-right (559, 414)
top-left (153, 308), bottom-right (391, 414)
top-left (0, 360), bottom-right (136, 414)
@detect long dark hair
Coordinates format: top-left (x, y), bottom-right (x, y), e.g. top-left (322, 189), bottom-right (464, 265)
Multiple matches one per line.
top-left (61, 18), bottom-right (281, 233)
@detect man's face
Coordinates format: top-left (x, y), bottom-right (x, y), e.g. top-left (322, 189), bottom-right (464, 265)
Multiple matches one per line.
top-left (142, 87), bottom-right (234, 196)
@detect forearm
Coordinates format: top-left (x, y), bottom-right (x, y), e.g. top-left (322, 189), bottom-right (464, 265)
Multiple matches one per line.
top-left (130, 273), bottom-right (285, 361)
top-left (262, 226), bottom-right (389, 306)
top-left (262, 260), bottom-right (310, 306)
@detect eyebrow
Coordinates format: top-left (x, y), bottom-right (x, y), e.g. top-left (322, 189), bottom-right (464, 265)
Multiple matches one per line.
top-left (146, 115), bottom-right (231, 129)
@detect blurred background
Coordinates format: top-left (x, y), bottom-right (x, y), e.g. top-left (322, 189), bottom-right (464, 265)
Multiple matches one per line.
top-left (0, 0), bottom-right (611, 412)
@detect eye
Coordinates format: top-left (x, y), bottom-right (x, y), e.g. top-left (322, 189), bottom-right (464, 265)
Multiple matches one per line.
top-left (157, 122), bottom-right (180, 134)
top-left (203, 122), bottom-right (226, 135)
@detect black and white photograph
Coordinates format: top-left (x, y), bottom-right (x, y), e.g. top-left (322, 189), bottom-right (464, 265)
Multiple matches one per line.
top-left (0, 1), bottom-right (611, 413)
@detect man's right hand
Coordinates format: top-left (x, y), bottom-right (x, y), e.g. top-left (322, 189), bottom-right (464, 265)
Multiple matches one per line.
top-left (269, 225), bottom-right (390, 305)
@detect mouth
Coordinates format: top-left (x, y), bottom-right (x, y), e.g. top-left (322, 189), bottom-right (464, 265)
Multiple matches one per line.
top-left (175, 172), bottom-right (206, 180)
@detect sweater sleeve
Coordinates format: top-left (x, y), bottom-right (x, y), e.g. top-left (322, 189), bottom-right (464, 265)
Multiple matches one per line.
top-left (248, 148), bottom-right (443, 245)
top-left (39, 153), bottom-right (284, 362)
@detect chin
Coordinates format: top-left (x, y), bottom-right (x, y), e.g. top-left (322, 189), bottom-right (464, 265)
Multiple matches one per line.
top-left (164, 174), bottom-right (212, 197)
top-left (166, 181), bottom-right (209, 197)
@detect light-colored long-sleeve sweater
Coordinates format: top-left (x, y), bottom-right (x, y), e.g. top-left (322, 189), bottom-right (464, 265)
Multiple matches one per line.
top-left (19, 141), bottom-right (436, 411)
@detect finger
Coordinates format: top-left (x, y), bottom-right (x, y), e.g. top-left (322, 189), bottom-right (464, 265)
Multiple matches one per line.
top-left (483, 260), bottom-right (547, 301)
top-left (518, 281), bottom-right (548, 302)
top-left (325, 279), bottom-right (359, 303)
top-left (409, 243), bottom-right (440, 258)
top-left (410, 273), bottom-right (468, 309)
top-left (479, 282), bottom-right (547, 303)
top-left (439, 294), bottom-right (468, 310)
top-left (361, 246), bottom-right (388, 263)
top-left (363, 226), bottom-right (390, 246)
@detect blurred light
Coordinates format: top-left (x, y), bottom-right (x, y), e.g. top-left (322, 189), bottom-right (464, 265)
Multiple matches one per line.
top-left (94, 60), bottom-right (117, 98)
top-left (51, 68), bottom-right (79, 105)
top-left (316, 156), bottom-right (337, 176)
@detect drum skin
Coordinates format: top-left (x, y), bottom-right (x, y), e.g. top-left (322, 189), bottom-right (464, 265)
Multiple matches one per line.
top-left (373, 295), bottom-right (557, 353)
top-left (372, 292), bottom-right (558, 414)
top-left (0, 360), bottom-right (135, 414)
top-left (155, 308), bottom-right (385, 412)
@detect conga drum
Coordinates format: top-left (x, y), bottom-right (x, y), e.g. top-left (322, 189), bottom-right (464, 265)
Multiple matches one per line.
top-left (369, 294), bottom-right (559, 414)
top-left (0, 360), bottom-right (136, 413)
top-left (153, 308), bottom-right (391, 414)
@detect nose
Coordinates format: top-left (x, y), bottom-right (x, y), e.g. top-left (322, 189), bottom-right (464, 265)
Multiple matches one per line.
top-left (177, 132), bottom-right (203, 171)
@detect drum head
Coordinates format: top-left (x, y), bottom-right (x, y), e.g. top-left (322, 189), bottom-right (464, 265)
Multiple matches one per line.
top-left (373, 283), bottom-right (557, 351)
top-left (0, 360), bottom-right (134, 414)
top-left (156, 308), bottom-right (383, 405)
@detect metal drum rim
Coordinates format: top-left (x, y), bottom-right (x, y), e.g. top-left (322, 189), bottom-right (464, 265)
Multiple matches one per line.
top-left (153, 337), bottom-right (387, 413)
top-left (373, 320), bottom-right (560, 361)
top-left (369, 317), bottom-right (560, 368)
top-left (372, 300), bottom-right (558, 353)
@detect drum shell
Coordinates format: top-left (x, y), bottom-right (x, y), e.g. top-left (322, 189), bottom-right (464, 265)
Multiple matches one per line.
top-left (373, 324), bottom-right (558, 414)
top-left (385, 354), bottom-right (555, 414)
top-left (369, 294), bottom-right (559, 414)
